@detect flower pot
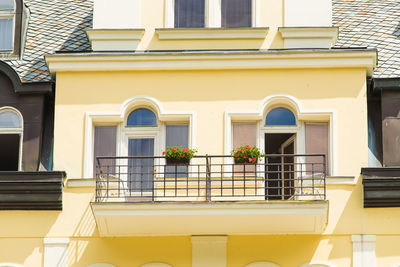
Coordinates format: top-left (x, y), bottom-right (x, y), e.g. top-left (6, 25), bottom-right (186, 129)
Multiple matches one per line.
top-left (234, 157), bottom-right (258, 164)
top-left (166, 157), bottom-right (191, 165)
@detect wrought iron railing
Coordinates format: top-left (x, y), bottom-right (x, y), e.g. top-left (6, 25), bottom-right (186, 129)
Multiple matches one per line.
top-left (95, 154), bottom-right (326, 203)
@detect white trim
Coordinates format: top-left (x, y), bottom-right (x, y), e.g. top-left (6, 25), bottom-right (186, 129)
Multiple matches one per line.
top-left (0, 106), bottom-right (24, 171)
top-left (224, 95), bottom-right (336, 176)
top-left (43, 238), bottom-right (69, 267)
top-left (352, 235), bottom-right (376, 267)
top-left (46, 50), bottom-right (377, 77)
top-left (165, 0), bottom-right (174, 28)
top-left (67, 178), bottom-right (96, 188)
top-left (326, 176), bottom-right (356, 185)
top-left (83, 96), bottom-right (196, 178)
top-left (86, 29), bottom-right (145, 51)
top-left (298, 261), bottom-right (336, 267)
top-left (0, 4), bottom-right (15, 52)
top-left (0, 264), bottom-right (24, 267)
top-left (156, 27), bottom-right (268, 40)
top-left (279, 27), bottom-right (339, 49)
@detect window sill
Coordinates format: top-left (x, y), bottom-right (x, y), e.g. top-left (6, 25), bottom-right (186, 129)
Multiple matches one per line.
top-left (156, 27), bottom-right (269, 40)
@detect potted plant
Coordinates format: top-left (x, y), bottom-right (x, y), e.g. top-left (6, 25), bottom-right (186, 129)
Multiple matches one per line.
top-left (231, 145), bottom-right (264, 164)
top-left (163, 146), bottom-right (198, 165)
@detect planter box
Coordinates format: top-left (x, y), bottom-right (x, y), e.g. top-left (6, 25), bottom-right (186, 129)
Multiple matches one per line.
top-left (166, 157), bottom-right (191, 165)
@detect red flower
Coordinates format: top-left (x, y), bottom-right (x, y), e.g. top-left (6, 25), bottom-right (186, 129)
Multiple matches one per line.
top-left (173, 149), bottom-right (177, 152)
top-left (234, 154), bottom-right (239, 158)
top-left (162, 151), bottom-right (166, 155)
top-left (243, 155), bottom-right (247, 159)
top-left (182, 148), bottom-right (186, 152)
top-left (180, 155), bottom-right (185, 158)
top-left (188, 151), bottom-right (191, 154)
top-left (244, 162), bottom-right (248, 164)
top-left (237, 149), bottom-right (242, 153)
top-left (252, 157), bottom-right (256, 161)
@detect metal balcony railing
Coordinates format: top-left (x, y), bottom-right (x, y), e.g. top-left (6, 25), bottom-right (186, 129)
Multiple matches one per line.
top-left (95, 154), bottom-right (326, 203)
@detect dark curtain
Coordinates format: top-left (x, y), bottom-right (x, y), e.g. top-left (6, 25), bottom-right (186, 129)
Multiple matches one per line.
top-left (175, 0), bottom-right (205, 28)
top-left (222, 0), bottom-right (252, 28)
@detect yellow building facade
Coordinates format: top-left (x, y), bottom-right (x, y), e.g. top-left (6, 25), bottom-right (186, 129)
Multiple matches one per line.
top-left (2, 0), bottom-right (400, 266)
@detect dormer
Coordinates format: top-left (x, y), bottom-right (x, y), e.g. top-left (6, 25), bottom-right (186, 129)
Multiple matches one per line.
top-left (86, 0), bottom-right (338, 51)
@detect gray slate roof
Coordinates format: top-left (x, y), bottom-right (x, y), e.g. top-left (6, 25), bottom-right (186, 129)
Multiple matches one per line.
top-left (4, 0), bottom-right (92, 82)
top-left (333, 0), bottom-right (400, 78)
top-left (4, 0), bottom-right (400, 82)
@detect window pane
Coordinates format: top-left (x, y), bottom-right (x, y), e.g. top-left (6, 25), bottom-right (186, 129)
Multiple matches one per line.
top-left (0, 0), bottom-right (14, 10)
top-left (266, 108), bottom-right (296, 126)
top-left (127, 108), bottom-right (157, 127)
top-left (233, 123), bottom-right (256, 147)
top-left (93, 126), bottom-right (117, 177)
top-left (0, 110), bottom-right (21, 127)
top-left (0, 18), bottom-right (13, 50)
top-left (128, 138), bottom-right (154, 192)
top-left (222, 0), bottom-right (252, 28)
top-left (174, 0), bottom-right (205, 28)
top-left (166, 124), bottom-right (189, 178)
top-left (0, 134), bottom-right (19, 171)
top-left (305, 123), bottom-right (329, 175)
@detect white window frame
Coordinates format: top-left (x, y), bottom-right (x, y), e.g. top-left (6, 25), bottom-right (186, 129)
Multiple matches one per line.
top-left (165, 0), bottom-right (259, 28)
top-left (224, 95), bottom-right (336, 176)
top-left (84, 96), bottom-right (196, 179)
top-left (0, 0), bottom-right (15, 51)
top-left (0, 107), bottom-right (23, 171)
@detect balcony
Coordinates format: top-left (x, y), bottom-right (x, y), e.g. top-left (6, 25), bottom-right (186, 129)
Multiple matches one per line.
top-left (91, 155), bottom-right (328, 236)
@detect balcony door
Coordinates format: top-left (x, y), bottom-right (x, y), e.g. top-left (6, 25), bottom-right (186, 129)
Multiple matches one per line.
top-left (265, 133), bottom-right (296, 200)
top-left (128, 138), bottom-right (154, 192)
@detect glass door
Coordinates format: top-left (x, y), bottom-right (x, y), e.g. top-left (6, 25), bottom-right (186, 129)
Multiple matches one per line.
top-left (128, 138), bottom-right (154, 193)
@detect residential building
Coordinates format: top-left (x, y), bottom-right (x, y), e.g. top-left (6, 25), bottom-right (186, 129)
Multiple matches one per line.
top-left (0, 0), bottom-right (399, 266)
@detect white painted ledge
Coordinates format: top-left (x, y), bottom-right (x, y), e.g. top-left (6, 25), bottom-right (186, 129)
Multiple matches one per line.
top-left (326, 176), bottom-right (356, 185)
top-left (67, 178), bottom-right (96, 188)
top-left (156, 27), bottom-right (269, 40)
top-left (86, 29), bottom-right (145, 51)
top-left (279, 27), bottom-right (338, 49)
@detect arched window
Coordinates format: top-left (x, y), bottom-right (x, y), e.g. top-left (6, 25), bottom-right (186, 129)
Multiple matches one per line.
top-left (0, 108), bottom-right (23, 171)
top-left (127, 108), bottom-right (157, 127)
top-left (265, 107), bottom-right (296, 126)
top-left (0, 110), bottom-right (22, 127)
top-left (0, 0), bottom-right (15, 51)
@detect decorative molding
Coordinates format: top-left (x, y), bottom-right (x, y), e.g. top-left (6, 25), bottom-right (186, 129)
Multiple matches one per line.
top-left (191, 236), bottom-right (227, 267)
top-left (326, 176), bottom-right (356, 185)
top-left (156, 27), bottom-right (269, 40)
top-left (67, 178), bottom-right (96, 188)
top-left (83, 96), bottom-right (196, 178)
top-left (224, 94), bottom-right (337, 176)
top-left (45, 49), bottom-right (378, 77)
top-left (279, 27), bottom-right (339, 49)
top-left (43, 238), bottom-right (70, 267)
top-left (352, 235), bottom-right (376, 267)
top-left (86, 29), bottom-right (145, 51)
